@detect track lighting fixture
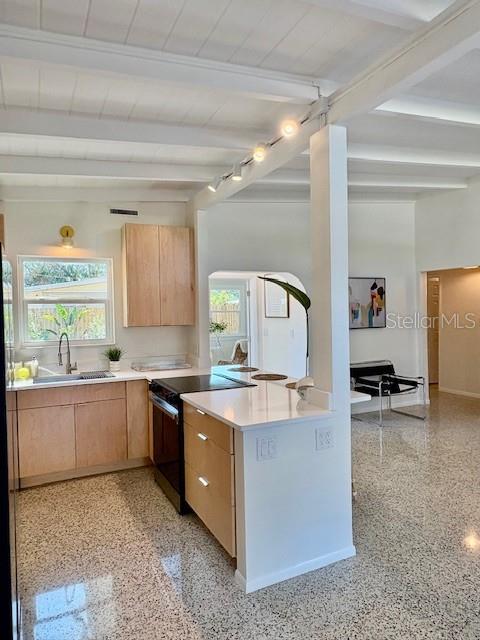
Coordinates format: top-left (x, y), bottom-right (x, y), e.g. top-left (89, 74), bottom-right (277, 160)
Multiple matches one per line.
top-left (208, 176), bottom-right (222, 193)
top-left (280, 119), bottom-right (299, 137)
top-left (253, 143), bottom-right (267, 163)
top-left (232, 164), bottom-right (243, 181)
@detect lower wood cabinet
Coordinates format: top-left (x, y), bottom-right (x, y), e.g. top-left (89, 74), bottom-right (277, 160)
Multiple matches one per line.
top-left (75, 398), bottom-right (127, 468)
top-left (126, 380), bottom-right (149, 459)
top-left (184, 405), bottom-right (236, 557)
top-left (16, 380), bottom-right (150, 486)
top-left (18, 405), bottom-right (76, 477)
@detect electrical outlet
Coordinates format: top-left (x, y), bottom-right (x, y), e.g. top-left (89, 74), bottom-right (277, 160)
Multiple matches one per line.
top-left (315, 427), bottom-right (334, 451)
top-left (256, 436), bottom-right (278, 461)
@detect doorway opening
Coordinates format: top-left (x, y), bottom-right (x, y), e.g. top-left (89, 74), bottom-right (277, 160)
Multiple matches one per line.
top-left (208, 271), bottom-right (307, 378)
top-left (425, 266), bottom-right (480, 397)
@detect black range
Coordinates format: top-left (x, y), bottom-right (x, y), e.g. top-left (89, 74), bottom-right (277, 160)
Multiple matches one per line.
top-left (149, 373), bottom-right (255, 513)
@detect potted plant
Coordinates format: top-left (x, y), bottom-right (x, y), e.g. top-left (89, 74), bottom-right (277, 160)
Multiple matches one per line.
top-left (103, 346), bottom-right (125, 372)
top-left (209, 320), bottom-right (228, 349)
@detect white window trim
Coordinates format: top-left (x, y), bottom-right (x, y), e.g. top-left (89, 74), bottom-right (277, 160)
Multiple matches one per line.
top-left (18, 256), bottom-right (115, 348)
top-left (209, 278), bottom-right (248, 337)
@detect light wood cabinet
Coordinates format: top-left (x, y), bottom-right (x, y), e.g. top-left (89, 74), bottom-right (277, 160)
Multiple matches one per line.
top-left (184, 403), bottom-right (234, 453)
top-left (122, 224), bottom-right (161, 326)
top-left (126, 380), bottom-right (149, 459)
top-left (17, 381), bottom-right (125, 410)
top-left (76, 398), bottom-right (127, 468)
top-left (184, 404), bottom-right (236, 556)
top-left (159, 225), bottom-right (195, 325)
top-left (122, 223), bottom-right (195, 327)
top-left (17, 381), bottom-right (149, 486)
top-left (18, 405), bottom-right (76, 477)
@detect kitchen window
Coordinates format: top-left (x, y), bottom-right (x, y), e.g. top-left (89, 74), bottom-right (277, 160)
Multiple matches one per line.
top-left (18, 256), bottom-right (114, 347)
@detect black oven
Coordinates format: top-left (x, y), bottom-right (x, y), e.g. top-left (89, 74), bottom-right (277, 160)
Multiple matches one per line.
top-left (149, 374), bottom-right (255, 514)
top-left (149, 392), bottom-right (187, 513)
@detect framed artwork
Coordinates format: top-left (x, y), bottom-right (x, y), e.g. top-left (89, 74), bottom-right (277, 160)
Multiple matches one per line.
top-left (264, 276), bottom-right (290, 318)
top-left (349, 277), bottom-right (386, 329)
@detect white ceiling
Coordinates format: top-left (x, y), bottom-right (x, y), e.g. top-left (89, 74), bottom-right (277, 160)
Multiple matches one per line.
top-left (0, 0), bottom-right (475, 202)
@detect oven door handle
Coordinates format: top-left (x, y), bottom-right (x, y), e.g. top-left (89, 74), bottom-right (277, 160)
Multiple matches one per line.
top-left (149, 392), bottom-right (179, 423)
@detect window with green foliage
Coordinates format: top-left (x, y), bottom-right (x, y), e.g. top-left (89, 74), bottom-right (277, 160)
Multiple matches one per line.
top-left (19, 257), bottom-right (114, 346)
top-left (209, 280), bottom-right (247, 336)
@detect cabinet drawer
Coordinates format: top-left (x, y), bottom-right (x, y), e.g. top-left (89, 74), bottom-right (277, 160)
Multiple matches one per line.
top-left (183, 403), bottom-right (233, 453)
top-left (18, 382), bottom-right (125, 410)
top-left (185, 461), bottom-right (236, 557)
top-left (184, 423), bottom-right (234, 505)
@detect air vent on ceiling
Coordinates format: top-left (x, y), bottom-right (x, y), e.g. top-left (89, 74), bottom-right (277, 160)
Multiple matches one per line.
top-left (110, 208), bottom-right (139, 216)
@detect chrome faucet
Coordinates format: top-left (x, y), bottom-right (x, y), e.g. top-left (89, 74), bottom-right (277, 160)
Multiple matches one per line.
top-left (58, 332), bottom-right (77, 375)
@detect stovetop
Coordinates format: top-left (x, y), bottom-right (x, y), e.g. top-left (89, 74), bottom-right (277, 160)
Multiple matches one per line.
top-left (150, 374), bottom-right (255, 407)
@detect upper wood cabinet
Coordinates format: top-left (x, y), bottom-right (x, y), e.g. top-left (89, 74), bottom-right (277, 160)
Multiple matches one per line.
top-left (122, 224), bottom-right (161, 327)
top-left (122, 223), bottom-right (195, 327)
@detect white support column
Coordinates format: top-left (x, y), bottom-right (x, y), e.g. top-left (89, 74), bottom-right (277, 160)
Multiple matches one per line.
top-left (189, 207), bottom-right (211, 368)
top-left (309, 125), bottom-right (350, 410)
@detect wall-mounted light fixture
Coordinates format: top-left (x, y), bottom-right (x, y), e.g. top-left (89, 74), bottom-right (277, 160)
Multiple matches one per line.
top-left (59, 225), bottom-right (75, 248)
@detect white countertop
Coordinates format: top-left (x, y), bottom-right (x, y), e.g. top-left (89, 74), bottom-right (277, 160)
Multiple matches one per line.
top-left (181, 366), bottom-right (370, 431)
top-left (11, 364), bottom-right (371, 430)
top-left (11, 366), bottom-right (210, 390)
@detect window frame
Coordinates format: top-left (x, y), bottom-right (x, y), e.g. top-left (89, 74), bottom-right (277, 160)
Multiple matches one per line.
top-left (18, 255), bottom-right (115, 348)
top-left (209, 278), bottom-right (248, 339)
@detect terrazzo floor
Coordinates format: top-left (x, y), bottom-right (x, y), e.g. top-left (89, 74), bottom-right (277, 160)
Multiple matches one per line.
top-left (17, 388), bottom-right (480, 639)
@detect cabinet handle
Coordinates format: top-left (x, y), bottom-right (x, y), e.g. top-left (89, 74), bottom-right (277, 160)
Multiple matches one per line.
top-left (197, 432), bottom-right (208, 441)
top-left (196, 409), bottom-right (206, 415)
top-left (198, 476), bottom-right (209, 487)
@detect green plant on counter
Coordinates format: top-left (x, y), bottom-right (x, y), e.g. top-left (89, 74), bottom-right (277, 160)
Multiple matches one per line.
top-left (209, 320), bottom-right (228, 334)
top-left (103, 346), bottom-right (125, 362)
top-left (258, 276), bottom-right (311, 376)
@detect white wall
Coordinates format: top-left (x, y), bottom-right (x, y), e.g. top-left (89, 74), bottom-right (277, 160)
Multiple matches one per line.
top-left (257, 272), bottom-right (307, 378)
top-left (193, 200), bottom-right (419, 387)
top-left (415, 180), bottom-right (480, 272)
top-left (348, 202), bottom-right (419, 375)
top-left (3, 201), bottom-right (189, 370)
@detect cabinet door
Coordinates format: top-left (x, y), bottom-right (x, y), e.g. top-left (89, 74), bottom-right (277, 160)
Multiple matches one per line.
top-left (159, 226), bottom-right (195, 325)
top-left (18, 406), bottom-right (76, 477)
top-left (75, 399), bottom-right (127, 468)
top-left (122, 223), bottom-right (161, 326)
top-left (126, 380), bottom-right (149, 459)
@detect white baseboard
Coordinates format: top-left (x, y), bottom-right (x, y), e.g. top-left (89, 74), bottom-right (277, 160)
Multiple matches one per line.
top-left (438, 387), bottom-right (480, 399)
top-left (234, 545), bottom-right (356, 593)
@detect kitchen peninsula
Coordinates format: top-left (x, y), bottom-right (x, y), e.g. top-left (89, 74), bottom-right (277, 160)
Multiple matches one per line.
top-left (12, 365), bottom-right (369, 593)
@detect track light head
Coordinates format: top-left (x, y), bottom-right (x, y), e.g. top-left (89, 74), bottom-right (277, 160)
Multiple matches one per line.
top-left (232, 163), bottom-right (243, 181)
top-left (280, 119), bottom-right (299, 137)
top-left (253, 143), bottom-right (267, 163)
top-left (208, 176), bottom-right (222, 192)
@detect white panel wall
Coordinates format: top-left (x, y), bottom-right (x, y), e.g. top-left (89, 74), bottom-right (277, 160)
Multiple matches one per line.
top-left (3, 200), bottom-right (189, 370)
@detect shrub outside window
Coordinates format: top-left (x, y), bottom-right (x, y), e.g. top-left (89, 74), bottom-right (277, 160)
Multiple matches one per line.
top-left (18, 257), bottom-right (114, 346)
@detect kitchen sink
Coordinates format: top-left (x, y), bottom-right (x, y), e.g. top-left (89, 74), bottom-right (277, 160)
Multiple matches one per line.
top-left (33, 371), bottom-right (115, 384)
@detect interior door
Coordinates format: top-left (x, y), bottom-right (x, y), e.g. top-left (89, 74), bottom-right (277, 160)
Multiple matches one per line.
top-left (427, 275), bottom-right (440, 384)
